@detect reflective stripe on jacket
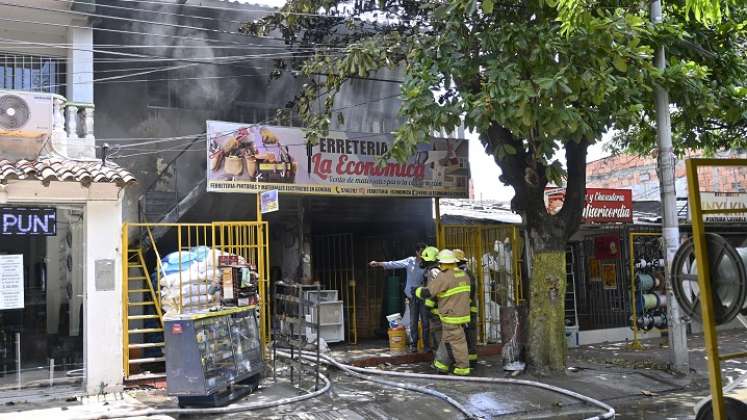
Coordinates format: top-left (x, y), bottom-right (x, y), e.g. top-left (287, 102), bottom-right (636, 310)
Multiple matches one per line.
top-left (428, 268), bottom-right (471, 325)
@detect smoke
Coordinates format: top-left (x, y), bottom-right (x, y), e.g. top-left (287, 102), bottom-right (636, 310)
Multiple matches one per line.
top-left (125, 1), bottom-right (244, 112)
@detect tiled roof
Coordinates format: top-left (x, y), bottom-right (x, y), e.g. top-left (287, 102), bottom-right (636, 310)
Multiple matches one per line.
top-left (0, 157), bottom-right (135, 187)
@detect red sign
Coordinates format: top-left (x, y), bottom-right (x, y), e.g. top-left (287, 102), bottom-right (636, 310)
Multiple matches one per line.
top-left (545, 187), bottom-right (633, 223)
top-left (171, 323), bottom-right (183, 335)
top-left (218, 255), bottom-right (239, 266)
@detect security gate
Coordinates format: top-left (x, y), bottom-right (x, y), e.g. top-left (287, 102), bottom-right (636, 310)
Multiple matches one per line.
top-left (439, 225), bottom-right (523, 343)
top-left (121, 222), bottom-right (269, 381)
top-left (311, 233), bottom-right (358, 344)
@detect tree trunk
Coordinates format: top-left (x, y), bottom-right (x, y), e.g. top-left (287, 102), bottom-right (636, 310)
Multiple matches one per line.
top-left (527, 250), bottom-right (567, 372)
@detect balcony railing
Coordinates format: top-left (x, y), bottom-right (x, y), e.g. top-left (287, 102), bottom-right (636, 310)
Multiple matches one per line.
top-left (51, 95), bottom-right (95, 159)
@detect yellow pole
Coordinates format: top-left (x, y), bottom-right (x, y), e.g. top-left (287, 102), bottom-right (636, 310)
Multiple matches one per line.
top-left (177, 227), bottom-right (183, 314)
top-left (121, 224), bottom-right (129, 378)
top-left (686, 159), bottom-right (725, 420)
top-left (257, 192), bottom-right (263, 224)
top-left (435, 197), bottom-right (442, 248)
top-left (477, 227), bottom-right (485, 343)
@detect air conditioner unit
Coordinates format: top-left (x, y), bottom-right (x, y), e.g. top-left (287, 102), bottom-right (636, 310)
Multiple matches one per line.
top-left (0, 90), bottom-right (54, 160)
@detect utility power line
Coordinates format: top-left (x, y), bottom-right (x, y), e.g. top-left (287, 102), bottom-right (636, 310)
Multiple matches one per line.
top-left (0, 1), bottom-right (277, 44)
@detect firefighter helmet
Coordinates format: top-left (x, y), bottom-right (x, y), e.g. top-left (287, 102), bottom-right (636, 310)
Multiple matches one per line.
top-left (453, 249), bottom-right (467, 262)
top-left (436, 249), bottom-right (459, 264)
top-left (420, 246), bottom-right (439, 262)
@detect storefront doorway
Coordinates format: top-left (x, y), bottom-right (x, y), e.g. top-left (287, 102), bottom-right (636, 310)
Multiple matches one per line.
top-left (0, 207), bottom-right (85, 396)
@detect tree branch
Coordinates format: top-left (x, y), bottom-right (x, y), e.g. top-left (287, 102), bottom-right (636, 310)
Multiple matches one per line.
top-left (557, 138), bottom-right (589, 241)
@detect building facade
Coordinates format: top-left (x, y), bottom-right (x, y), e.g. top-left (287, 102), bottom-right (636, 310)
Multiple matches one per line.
top-left (0, 1), bottom-right (133, 396)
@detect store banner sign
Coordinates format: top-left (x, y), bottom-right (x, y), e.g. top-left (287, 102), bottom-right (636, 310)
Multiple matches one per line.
top-left (695, 192), bottom-right (747, 222)
top-left (0, 254), bottom-right (24, 310)
top-left (1, 207), bottom-right (56, 236)
top-left (545, 187), bottom-right (633, 223)
top-left (206, 121), bottom-right (469, 198)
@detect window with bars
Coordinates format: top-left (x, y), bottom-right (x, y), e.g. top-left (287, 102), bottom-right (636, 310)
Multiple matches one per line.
top-left (0, 52), bottom-right (66, 95)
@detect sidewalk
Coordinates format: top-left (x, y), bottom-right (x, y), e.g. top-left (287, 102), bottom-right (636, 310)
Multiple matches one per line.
top-left (2, 329), bottom-right (744, 419)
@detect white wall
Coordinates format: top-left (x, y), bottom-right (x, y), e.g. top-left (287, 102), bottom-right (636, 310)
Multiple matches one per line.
top-left (84, 199), bottom-right (124, 394)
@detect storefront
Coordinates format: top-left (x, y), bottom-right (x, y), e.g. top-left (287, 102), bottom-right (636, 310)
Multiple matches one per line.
top-left (0, 158), bottom-right (134, 396)
top-left (205, 122), bottom-right (469, 344)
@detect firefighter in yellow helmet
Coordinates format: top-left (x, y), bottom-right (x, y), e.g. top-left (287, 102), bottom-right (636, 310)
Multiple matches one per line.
top-left (453, 249), bottom-right (478, 367)
top-left (419, 246), bottom-right (441, 352)
top-left (415, 249), bottom-right (471, 376)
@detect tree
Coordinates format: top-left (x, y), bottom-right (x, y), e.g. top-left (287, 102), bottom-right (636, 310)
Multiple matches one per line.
top-left (244, 0), bottom-right (747, 371)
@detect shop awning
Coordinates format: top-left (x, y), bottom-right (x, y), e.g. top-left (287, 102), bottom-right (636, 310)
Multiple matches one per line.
top-left (0, 157), bottom-right (135, 187)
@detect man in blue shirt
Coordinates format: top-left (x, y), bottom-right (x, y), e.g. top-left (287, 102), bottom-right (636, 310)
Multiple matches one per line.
top-left (369, 243), bottom-right (431, 353)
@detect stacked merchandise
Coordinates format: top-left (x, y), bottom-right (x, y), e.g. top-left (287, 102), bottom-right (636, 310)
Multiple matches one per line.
top-left (159, 246), bottom-right (247, 314)
top-left (632, 240), bottom-right (668, 331)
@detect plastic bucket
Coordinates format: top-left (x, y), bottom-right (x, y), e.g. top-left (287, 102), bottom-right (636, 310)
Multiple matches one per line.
top-left (386, 313), bottom-right (402, 328)
top-left (388, 327), bottom-right (407, 353)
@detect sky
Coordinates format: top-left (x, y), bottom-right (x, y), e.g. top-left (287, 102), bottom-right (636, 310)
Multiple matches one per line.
top-left (468, 132), bottom-right (611, 202)
top-left (228, 0), bottom-right (614, 202)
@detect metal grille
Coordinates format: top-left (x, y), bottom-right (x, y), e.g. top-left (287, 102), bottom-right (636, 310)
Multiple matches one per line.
top-left (0, 52), bottom-right (65, 94)
top-left (440, 225), bottom-right (523, 343)
top-left (578, 227), bottom-right (631, 330)
top-left (311, 233), bottom-right (357, 344)
top-left (565, 246), bottom-right (579, 328)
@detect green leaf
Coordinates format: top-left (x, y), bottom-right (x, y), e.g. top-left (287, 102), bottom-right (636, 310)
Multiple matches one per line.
top-left (482, 0), bottom-right (494, 15)
top-left (613, 56), bottom-right (628, 72)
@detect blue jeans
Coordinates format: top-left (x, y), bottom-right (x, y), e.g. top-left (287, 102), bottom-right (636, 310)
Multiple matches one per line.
top-left (409, 298), bottom-right (431, 351)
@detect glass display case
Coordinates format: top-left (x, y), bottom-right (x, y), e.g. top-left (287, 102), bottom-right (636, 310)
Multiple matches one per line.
top-left (163, 306), bottom-right (263, 407)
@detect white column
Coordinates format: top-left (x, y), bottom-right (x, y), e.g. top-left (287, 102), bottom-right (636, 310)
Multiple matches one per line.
top-left (67, 23), bottom-right (95, 158)
top-left (84, 199), bottom-right (124, 394)
top-left (66, 24), bottom-right (93, 104)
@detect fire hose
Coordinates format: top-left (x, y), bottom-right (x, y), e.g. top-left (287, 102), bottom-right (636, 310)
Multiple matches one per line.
top-left (285, 349), bottom-right (616, 420)
top-left (84, 352), bottom-right (331, 419)
top-left (83, 349), bottom-right (614, 419)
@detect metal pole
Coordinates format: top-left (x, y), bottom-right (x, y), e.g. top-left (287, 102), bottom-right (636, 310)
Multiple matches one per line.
top-left (49, 358), bottom-right (55, 387)
top-left (315, 292), bottom-right (321, 391)
top-left (650, 0), bottom-right (689, 371)
top-left (15, 332), bottom-right (20, 390)
top-left (434, 198), bottom-right (442, 248)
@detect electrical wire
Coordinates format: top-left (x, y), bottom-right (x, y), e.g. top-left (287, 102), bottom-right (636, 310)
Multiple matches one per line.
top-left (52, 0), bottom-right (257, 27)
top-left (43, 51), bottom-right (343, 88)
top-left (0, 1), bottom-right (278, 44)
top-left (0, 41), bottom-right (337, 51)
top-left (0, 16), bottom-right (269, 47)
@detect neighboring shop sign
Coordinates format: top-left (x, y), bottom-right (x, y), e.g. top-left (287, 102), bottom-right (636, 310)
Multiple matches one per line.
top-left (545, 187), bottom-right (633, 223)
top-left (695, 192), bottom-right (747, 222)
top-left (0, 254), bottom-right (24, 310)
top-left (601, 263), bottom-right (618, 290)
top-left (1, 206), bottom-right (56, 236)
top-left (260, 189), bottom-right (279, 214)
top-left (206, 121), bottom-right (469, 198)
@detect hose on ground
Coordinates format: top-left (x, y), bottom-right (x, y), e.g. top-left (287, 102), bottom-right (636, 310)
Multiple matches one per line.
top-left (276, 349), bottom-right (481, 419)
top-left (82, 354), bottom-right (331, 419)
top-left (289, 349), bottom-right (615, 420)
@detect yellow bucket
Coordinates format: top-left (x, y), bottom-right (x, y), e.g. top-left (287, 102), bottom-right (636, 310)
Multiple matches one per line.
top-left (388, 328), bottom-right (407, 353)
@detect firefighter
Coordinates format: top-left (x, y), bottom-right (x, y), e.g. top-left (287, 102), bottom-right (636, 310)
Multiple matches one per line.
top-left (417, 246), bottom-right (441, 352)
top-left (370, 243), bottom-right (429, 353)
top-left (415, 249), bottom-right (471, 376)
top-left (453, 249), bottom-right (478, 367)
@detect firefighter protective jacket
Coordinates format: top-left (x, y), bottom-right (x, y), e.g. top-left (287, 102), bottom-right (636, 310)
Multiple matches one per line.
top-left (416, 268), bottom-right (471, 325)
top-left (423, 266), bottom-right (441, 314)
